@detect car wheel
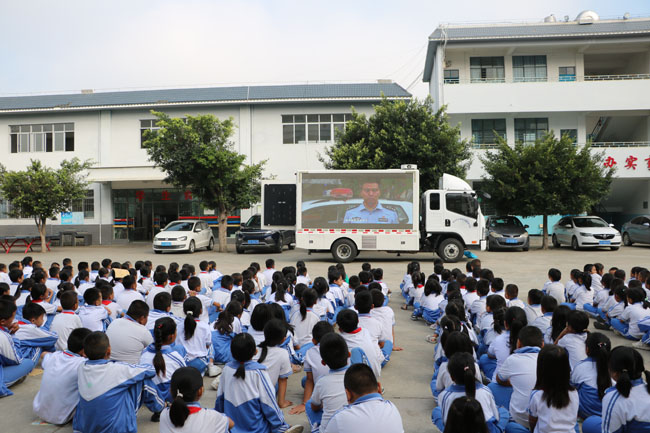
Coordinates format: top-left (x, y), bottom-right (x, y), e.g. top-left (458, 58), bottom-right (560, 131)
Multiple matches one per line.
top-left (486, 240), bottom-right (490, 252)
top-left (207, 238), bottom-right (214, 251)
top-left (288, 243), bottom-right (296, 250)
top-left (571, 236), bottom-right (579, 251)
top-left (552, 234), bottom-right (560, 248)
top-left (236, 245), bottom-right (244, 254)
top-left (611, 246), bottom-right (619, 251)
top-left (274, 236), bottom-right (283, 253)
top-left (331, 239), bottom-right (358, 263)
top-left (188, 240), bottom-right (195, 254)
top-left (623, 232), bottom-right (633, 246)
top-left (154, 250), bottom-right (162, 254)
top-left (437, 238), bottom-right (464, 263)
top-left (522, 246), bottom-right (529, 252)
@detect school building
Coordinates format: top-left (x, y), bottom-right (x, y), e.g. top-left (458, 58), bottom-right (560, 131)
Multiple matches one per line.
top-left (0, 83), bottom-right (411, 244)
top-left (424, 10), bottom-right (650, 229)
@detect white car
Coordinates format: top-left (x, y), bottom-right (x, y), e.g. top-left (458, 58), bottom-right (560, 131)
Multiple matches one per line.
top-left (153, 220), bottom-right (215, 254)
top-left (552, 216), bottom-right (621, 251)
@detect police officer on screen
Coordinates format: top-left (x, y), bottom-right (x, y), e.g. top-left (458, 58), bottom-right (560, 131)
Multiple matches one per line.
top-left (342, 180), bottom-right (398, 224)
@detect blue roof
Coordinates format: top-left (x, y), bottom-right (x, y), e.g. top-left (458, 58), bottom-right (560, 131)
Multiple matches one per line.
top-left (0, 83), bottom-right (410, 112)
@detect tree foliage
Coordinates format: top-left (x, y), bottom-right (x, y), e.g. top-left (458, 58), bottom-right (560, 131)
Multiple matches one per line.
top-left (321, 96), bottom-right (471, 190)
top-left (143, 111), bottom-right (265, 252)
top-left (479, 133), bottom-right (614, 248)
top-left (0, 159), bottom-right (92, 252)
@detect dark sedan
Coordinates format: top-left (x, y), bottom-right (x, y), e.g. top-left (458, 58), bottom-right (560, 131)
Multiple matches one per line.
top-left (486, 216), bottom-right (529, 251)
top-left (622, 215), bottom-right (650, 246)
top-left (235, 214), bottom-right (296, 254)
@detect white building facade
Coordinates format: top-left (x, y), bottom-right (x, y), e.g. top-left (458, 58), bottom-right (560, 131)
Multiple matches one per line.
top-left (424, 11), bottom-right (650, 228)
top-left (0, 83), bottom-right (410, 244)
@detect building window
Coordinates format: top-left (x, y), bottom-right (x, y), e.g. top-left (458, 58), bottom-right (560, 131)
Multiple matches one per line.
top-left (282, 114), bottom-right (352, 144)
top-left (444, 69), bottom-right (459, 84)
top-left (560, 129), bottom-right (578, 144)
top-left (471, 119), bottom-right (506, 145)
top-left (515, 118), bottom-right (548, 144)
top-left (140, 119), bottom-right (161, 147)
top-left (470, 57), bottom-right (505, 83)
top-left (559, 66), bottom-right (576, 82)
top-left (10, 123), bottom-right (74, 153)
top-left (513, 56), bottom-right (547, 82)
top-left (72, 190), bottom-right (95, 219)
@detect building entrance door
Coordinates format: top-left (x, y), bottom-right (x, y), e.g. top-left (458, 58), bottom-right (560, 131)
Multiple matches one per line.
top-left (153, 201), bottom-right (179, 237)
top-left (132, 201), bottom-right (153, 242)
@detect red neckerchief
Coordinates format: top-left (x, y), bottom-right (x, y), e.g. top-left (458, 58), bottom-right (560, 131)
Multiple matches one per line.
top-left (102, 300), bottom-right (111, 305)
top-left (32, 299), bottom-right (43, 303)
top-left (188, 406), bottom-right (202, 414)
top-left (62, 311), bottom-right (75, 315)
top-left (17, 321), bottom-right (29, 326)
top-left (349, 327), bottom-right (362, 334)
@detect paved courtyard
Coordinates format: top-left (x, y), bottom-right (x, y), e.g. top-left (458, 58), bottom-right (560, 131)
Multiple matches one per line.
top-left (2, 239), bottom-right (649, 432)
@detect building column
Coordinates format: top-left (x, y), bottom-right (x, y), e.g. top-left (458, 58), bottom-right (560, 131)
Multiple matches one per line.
top-left (506, 117), bottom-right (515, 146)
top-left (239, 105), bottom-right (252, 163)
top-left (99, 110), bottom-right (112, 165)
top-left (578, 114), bottom-right (587, 145)
top-left (97, 182), bottom-right (112, 245)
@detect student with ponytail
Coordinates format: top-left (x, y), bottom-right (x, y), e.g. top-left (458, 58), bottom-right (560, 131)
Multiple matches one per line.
top-left (290, 288), bottom-right (320, 353)
top-left (177, 297), bottom-right (212, 375)
top-left (443, 397), bottom-right (489, 433)
top-left (433, 352), bottom-right (506, 433)
top-left (482, 306), bottom-right (527, 381)
top-left (570, 332), bottom-right (612, 419)
top-left (211, 310), bottom-right (236, 364)
top-left (160, 367), bottom-right (232, 432)
top-left (254, 318), bottom-right (293, 408)
top-left (611, 286), bottom-right (650, 340)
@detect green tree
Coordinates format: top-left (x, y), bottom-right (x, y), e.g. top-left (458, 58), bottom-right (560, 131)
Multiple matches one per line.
top-left (0, 159), bottom-right (92, 252)
top-left (143, 111), bottom-right (265, 252)
top-left (479, 133), bottom-right (614, 249)
top-left (321, 96), bottom-right (471, 190)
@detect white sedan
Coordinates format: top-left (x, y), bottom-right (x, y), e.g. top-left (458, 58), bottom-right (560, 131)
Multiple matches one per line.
top-left (552, 216), bottom-right (621, 251)
top-left (153, 220), bottom-right (215, 254)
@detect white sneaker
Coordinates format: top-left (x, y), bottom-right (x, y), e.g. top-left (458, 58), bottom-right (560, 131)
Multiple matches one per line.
top-left (210, 376), bottom-right (221, 390)
top-left (207, 364), bottom-right (222, 377)
top-left (633, 340), bottom-right (650, 351)
top-left (286, 426), bottom-right (304, 433)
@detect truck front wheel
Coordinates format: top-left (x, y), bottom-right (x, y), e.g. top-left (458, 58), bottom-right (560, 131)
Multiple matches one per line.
top-left (331, 239), bottom-right (358, 263)
top-left (437, 238), bottom-right (464, 263)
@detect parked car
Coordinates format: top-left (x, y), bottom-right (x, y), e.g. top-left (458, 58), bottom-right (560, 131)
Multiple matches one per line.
top-left (235, 214), bottom-right (296, 254)
top-left (622, 215), bottom-right (650, 246)
top-left (153, 220), bottom-right (214, 254)
top-left (486, 215), bottom-right (529, 251)
top-left (552, 216), bottom-right (620, 251)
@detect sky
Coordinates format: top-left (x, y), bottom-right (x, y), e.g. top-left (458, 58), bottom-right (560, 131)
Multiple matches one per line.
top-left (2, 0), bottom-right (649, 99)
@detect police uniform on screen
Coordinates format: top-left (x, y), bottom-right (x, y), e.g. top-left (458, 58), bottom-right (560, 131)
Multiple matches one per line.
top-left (343, 203), bottom-right (398, 224)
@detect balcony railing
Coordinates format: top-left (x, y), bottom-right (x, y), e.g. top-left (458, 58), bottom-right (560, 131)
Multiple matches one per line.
top-left (445, 74), bottom-right (650, 84)
top-left (471, 141), bottom-right (650, 149)
top-left (584, 74), bottom-right (650, 81)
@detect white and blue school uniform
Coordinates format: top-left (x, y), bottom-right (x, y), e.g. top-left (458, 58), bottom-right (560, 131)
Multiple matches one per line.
top-left (304, 344), bottom-right (329, 385)
top-left (211, 329), bottom-right (235, 364)
top-left (73, 359), bottom-right (165, 433)
top-left (492, 346), bottom-right (540, 427)
top-left (112, 281), bottom-right (125, 299)
top-left (571, 285), bottom-right (594, 311)
top-left (50, 310), bottom-right (83, 351)
top-left (571, 357), bottom-right (609, 419)
top-left (77, 280), bottom-right (94, 296)
top-left (214, 360), bottom-right (290, 433)
top-left (464, 290), bottom-right (480, 308)
top-left (23, 265), bottom-right (33, 279)
top-left (480, 330), bottom-right (510, 381)
top-left (0, 271), bottom-right (10, 285)
top-left (640, 316), bottom-right (650, 345)
top-left (198, 271), bottom-right (214, 292)
top-left (434, 360), bottom-right (482, 400)
top-left (531, 312), bottom-right (553, 334)
top-left (526, 388), bottom-right (579, 433)
top-left (611, 303), bottom-right (649, 340)
top-left (78, 304), bottom-right (110, 332)
top-left (314, 297), bottom-right (335, 321)
top-left (14, 321), bottom-right (58, 355)
top-left (212, 287), bottom-right (232, 310)
top-left (507, 298), bottom-right (526, 309)
top-left (139, 344), bottom-right (187, 402)
top-left (146, 285), bottom-right (170, 310)
top-left (324, 392), bottom-right (403, 433)
top-left (565, 280), bottom-right (579, 302)
top-left (290, 308), bottom-right (320, 350)
top-left (9, 281), bottom-right (20, 297)
top-left (470, 296), bottom-right (487, 325)
top-left (544, 280), bottom-right (566, 305)
top-left (32, 350), bottom-right (86, 425)
top-left (421, 293), bottom-right (444, 324)
top-left (306, 366), bottom-right (349, 433)
top-left (525, 303), bottom-right (543, 324)
top-left (146, 309), bottom-right (180, 331)
top-left (492, 289), bottom-right (506, 299)
top-left (32, 299), bottom-right (57, 315)
top-left (45, 277), bottom-right (60, 293)
top-left (591, 273), bottom-right (603, 292)
top-left (89, 269), bottom-right (99, 282)
top-left (0, 325), bottom-right (39, 396)
top-left (160, 402), bottom-right (230, 433)
top-left (247, 327), bottom-right (266, 346)
top-left (116, 288), bottom-right (145, 312)
top-left (400, 273), bottom-right (413, 302)
top-left (585, 289), bottom-right (609, 317)
top-left (328, 284), bottom-right (345, 307)
top-left (557, 332), bottom-right (587, 370)
top-left (371, 305), bottom-right (395, 344)
top-left (103, 299), bottom-right (122, 321)
top-left (177, 319), bottom-right (212, 374)
top-left (106, 315), bottom-right (154, 364)
top-left (434, 383), bottom-right (507, 433)
top-left (583, 379), bottom-right (650, 433)
top-left (15, 289), bottom-right (31, 307)
top-left (341, 328), bottom-right (383, 378)
top-left (253, 345), bottom-right (292, 387)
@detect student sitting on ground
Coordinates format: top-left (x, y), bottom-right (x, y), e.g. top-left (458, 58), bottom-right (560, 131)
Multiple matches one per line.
top-left (442, 396), bottom-right (489, 433)
top-left (531, 295), bottom-right (556, 335)
top-left (146, 292), bottom-right (178, 330)
top-left (0, 299), bottom-right (39, 396)
top-left (253, 319), bottom-right (293, 408)
top-left (78, 288), bottom-right (111, 332)
top-left (105, 300), bottom-right (153, 364)
top-left (570, 332), bottom-right (612, 420)
top-left (49, 290), bottom-right (82, 351)
top-left (554, 310), bottom-right (588, 370)
top-left (336, 309), bottom-right (383, 378)
top-left (177, 297), bottom-right (213, 374)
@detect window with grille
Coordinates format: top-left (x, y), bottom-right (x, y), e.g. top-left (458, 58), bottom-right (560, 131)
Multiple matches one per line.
top-left (10, 123), bottom-right (74, 153)
top-left (282, 114), bottom-right (353, 144)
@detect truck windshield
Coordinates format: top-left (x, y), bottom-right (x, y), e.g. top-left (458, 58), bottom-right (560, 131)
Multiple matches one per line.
top-left (446, 193), bottom-right (478, 219)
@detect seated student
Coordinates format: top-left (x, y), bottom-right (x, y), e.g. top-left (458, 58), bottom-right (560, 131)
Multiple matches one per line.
top-left (355, 291), bottom-right (388, 362)
top-left (140, 317), bottom-right (187, 420)
top-left (370, 289), bottom-right (401, 353)
top-left (212, 275), bottom-right (233, 313)
top-left (146, 292), bottom-right (177, 330)
top-left (106, 300), bottom-right (153, 364)
top-left (170, 285), bottom-right (187, 319)
top-left (490, 326), bottom-right (543, 429)
top-left (95, 281), bottom-right (121, 321)
top-left (505, 284), bottom-right (525, 309)
top-left (421, 278), bottom-right (444, 325)
top-left (306, 333), bottom-right (350, 433)
top-left (160, 367), bottom-right (233, 433)
top-left (471, 279), bottom-right (490, 325)
top-left (433, 352), bottom-right (507, 433)
top-left (582, 346), bottom-right (650, 433)
top-left (177, 297), bottom-right (212, 375)
top-left (50, 291), bottom-right (82, 350)
top-left (544, 268), bottom-right (565, 305)
top-left (443, 396), bottom-right (489, 433)
top-left (565, 269), bottom-right (580, 304)
top-left (433, 331), bottom-right (481, 400)
top-left (595, 282), bottom-right (627, 330)
top-left (225, 296), bottom-right (245, 334)
top-left (490, 277), bottom-right (505, 299)
top-left (212, 310), bottom-right (237, 364)
top-left (555, 310), bottom-right (589, 370)
top-left (312, 277), bottom-right (335, 320)
top-left (585, 273), bottom-right (613, 318)
top-left (290, 288), bottom-right (320, 353)
top-left (78, 288), bottom-right (111, 332)
top-left (566, 271), bottom-right (593, 312)
top-left (336, 309), bottom-right (383, 378)
top-left (326, 269), bottom-right (345, 308)
top-left (407, 271), bottom-right (426, 317)
top-left (571, 332), bottom-right (612, 420)
top-left (462, 277), bottom-right (479, 314)
top-left (480, 306), bottom-right (527, 381)
top-left (147, 271), bottom-right (170, 310)
top-left (324, 363), bottom-right (402, 433)
top-left (73, 331), bottom-right (165, 433)
top-left (14, 303), bottom-right (58, 355)
top-left (247, 303), bottom-right (273, 346)
top-left (611, 286), bottom-right (650, 341)
top-left (32, 328), bottom-right (91, 424)
top-left (253, 319), bottom-right (293, 408)
top-left (187, 276), bottom-right (217, 323)
top-left (9, 269), bottom-right (24, 301)
top-left (77, 270), bottom-right (93, 296)
top-left (0, 299), bottom-right (40, 396)
top-left (116, 275), bottom-right (145, 312)
top-left (531, 295), bottom-right (556, 334)
top-left (27, 283), bottom-right (59, 316)
top-left (214, 333), bottom-right (301, 433)
top-left (524, 289), bottom-right (544, 324)
top-left (478, 295), bottom-right (507, 350)
top-left (547, 305), bottom-right (571, 345)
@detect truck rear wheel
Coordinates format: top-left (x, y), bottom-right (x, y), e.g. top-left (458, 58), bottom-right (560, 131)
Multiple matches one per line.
top-left (437, 238), bottom-right (464, 263)
top-left (331, 239), bottom-right (357, 263)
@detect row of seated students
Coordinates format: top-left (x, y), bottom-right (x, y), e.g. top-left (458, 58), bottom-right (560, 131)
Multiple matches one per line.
top-left (398, 258), bottom-right (650, 432)
top-left (0, 256), bottom-right (405, 433)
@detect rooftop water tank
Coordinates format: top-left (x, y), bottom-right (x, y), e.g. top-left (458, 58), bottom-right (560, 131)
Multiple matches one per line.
top-left (576, 10), bottom-right (599, 24)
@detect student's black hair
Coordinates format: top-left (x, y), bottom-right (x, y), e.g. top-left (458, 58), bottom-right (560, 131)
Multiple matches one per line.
top-left (583, 263), bottom-right (594, 274)
top-left (84, 331), bottom-right (110, 360)
top-left (320, 332), bottom-right (349, 370)
top-left (448, 352), bottom-right (477, 398)
top-left (0, 283), bottom-right (9, 296)
top-left (361, 262), bottom-right (372, 272)
top-left (465, 277), bottom-right (477, 293)
top-left (614, 286), bottom-right (628, 308)
top-left (594, 262), bottom-right (604, 273)
top-left (265, 258), bottom-right (275, 268)
top-left (609, 346), bottom-right (650, 398)
top-left (168, 272), bottom-right (180, 285)
top-left (293, 282), bottom-right (307, 302)
top-left (370, 289), bottom-right (385, 308)
top-left (182, 297), bottom-right (202, 340)
top-left (9, 268), bottom-right (23, 283)
top-left (154, 271), bottom-right (169, 286)
top-left (505, 284), bottom-right (518, 299)
top-left (153, 317), bottom-right (177, 377)
top-left (354, 290), bottom-right (373, 314)
top-left (327, 269), bottom-right (341, 285)
top-left (585, 332), bottom-right (612, 399)
top-left (153, 292), bottom-right (172, 311)
top-left (312, 320), bottom-right (334, 344)
top-left (220, 274), bottom-right (234, 289)
top-left (409, 271), bottom-right (425, 287)
top-left (231, 333), bottom-right (257, 380)
top-left (0, 298), bottom-right (17, 320)
top-left (433, 263), bottom-right (445, 275)
top-left (440, 269), bottom-right (452, 283)
top-left (579, 272), bottom-right (593, 291)
top-left (299, 288), bottom-right (318, 321)
top-left (312, 276), bottom-right (329, 298)
top-left (226, 300), bottom-right (243, 318)
top-left (443, 396), bottom-right (489, 433)
top-left (366, 281), bottom-right (381, 292)
top-left (627, 286), bottom-right (650, 309)
top-left (25, 283), bottom-right (47, 304)
top-left (344, 363), bottom-right (378, 397)
top-left (32, 269), bottom-right (46, 284)
top-left (491, 307), bottom-right (507, 335)
top-left (127, 300), bottom-right (149, 320)
top-left (567, 310), bottom-right (589, 333)
top-left (534, 344), bottom-right (574, 408)
top-left (22, 302), bottom-right (45, 321)
top-left (347, 275), bottom-right (360, 290)
top-left (169, 367), bottom-right (204, 427)
top-left (13, 278), bottom-right (31, 301)
top-left (83, 288), bottom-right (101, 305)
top-left (67, 327), bottom-right (91, 354)
top-left (187, 276), bottom-right (201, 292)
top-left (424, 278), bottom-right (442, 297)
top-left (257, 319), bottom-right (287, 364)
top-left (442, 331), bottom-right (474, 359)
top-left (358, 271), bottom-right (372, 285)
top-left (273, 279), bottom-right (289, 303)
top-left (601, 273), bottom-right (614, 291)
top-left (614, 268), bottom-right (626, 280)
top-left (527, 289), bottom-right (543, 305)
top-left (171, 286), bottom-right (186, 302)
top-left (490, 276), bottom-right (503, 290)
top-left (98, 283), bottom-right (113, 302)
top-left (456, 274), bottom-right (467, 287)
top-left (547, 267), bottom-right (562, 282)
top-left (517, 326), bottom-right (543, 348)
top-left (475, 279), bottom-right (489, 297)
top-left (505, 307), bottom-right (527, 353)
top-left (214, 309), bottom-right (235, 334)
top-left (540, 295), bottom-right (557, 314)
top-left (268, 302), bottom-right (293, 332)
top-left (336, 308), bottom-right (359, 333)
top-left (439, 314), bottom-right (461, 335)
top-left (551, 305), bottom-right (571, 342)
top-left (91, 261), bottom-right (100, 271)
top-left (628, 279), bottom-right (643, 290)
top-left (60, 290), bottom-right (79, 311)
top-left (445, 298), bottom-right (467, 323)
top-left (250, 303), bottom-right (273, 332)
top-left (101, 258), bottom-right (112, 269)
